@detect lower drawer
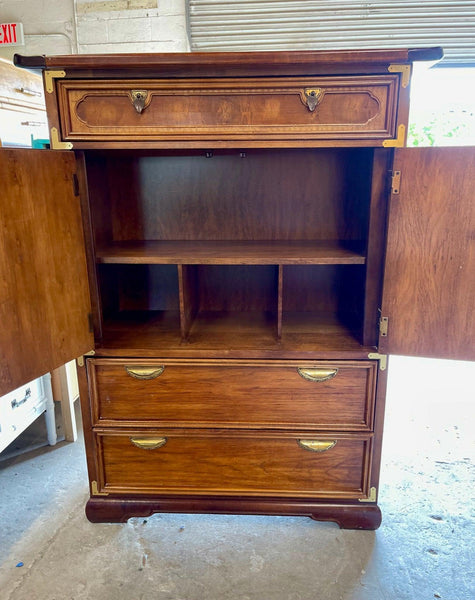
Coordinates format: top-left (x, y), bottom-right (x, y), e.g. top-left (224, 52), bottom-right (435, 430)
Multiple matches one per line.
top-left (95, 431), bottom-right (373, 500)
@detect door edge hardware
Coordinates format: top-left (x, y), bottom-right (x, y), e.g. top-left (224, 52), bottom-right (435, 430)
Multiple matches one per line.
top-left (388, 64), bottom-right (412, 88)
top-left (379, 316), bottom-right (388, 337)
top-left (72, 174), bottom-right (80, 197)
top-left (44, 69), bottom-right (66, 94)
top-left (358, 486), bottom-right (377, 503)
top-left (382, 124), bottom-right (405, 148)
top-left (368, 353), bottom-right (387, 371)
top-left (390, 171), bottom-right (401, 195)
top-left (77, 350), bottom-right (95, 367)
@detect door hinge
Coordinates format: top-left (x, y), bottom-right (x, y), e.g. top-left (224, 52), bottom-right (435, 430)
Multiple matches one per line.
top-left (390, 170), bottom-right (401, 195)
top-left (379, 316), bottom-right (388, 337)
top-left (72, 173), bottom-right (80, 197)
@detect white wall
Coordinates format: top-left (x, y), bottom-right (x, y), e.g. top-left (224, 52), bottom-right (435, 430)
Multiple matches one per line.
top-left (0, 0), bottom-right (189, 61)
top-left (76, 0), bottom-right (189, 53)
top-left (0, 0), bottom-right (76, 60)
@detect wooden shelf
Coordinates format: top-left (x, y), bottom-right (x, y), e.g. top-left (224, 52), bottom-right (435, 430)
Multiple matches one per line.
top-left (99, 310), bottom-right (369, 358)
top-left (96, 240), bottom-right (366, 265)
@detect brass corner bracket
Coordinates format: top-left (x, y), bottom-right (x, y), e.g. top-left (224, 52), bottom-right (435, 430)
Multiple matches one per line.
top-left (91, 480), bottom-right (108, 496)
top-left (359, 486), bottom-right (377, 503)
top-left (77, 350), bottom-right (95, 368)
top-left (368, 353), bottom-right (387, 371)
top-left (388, 64), bottom-right (412, 88)
top-left (383, 124), bottom-right (406, 148)
top-left (44, 69), bottom-right (66, 94)
top-left (50, 127), bottom-right (73, 150)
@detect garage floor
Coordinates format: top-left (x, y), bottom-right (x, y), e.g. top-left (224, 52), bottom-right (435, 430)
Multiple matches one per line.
top-left (0, 356), bottom-right (473, 600)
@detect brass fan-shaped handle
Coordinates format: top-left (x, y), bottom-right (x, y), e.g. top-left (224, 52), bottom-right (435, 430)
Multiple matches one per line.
top-left (125, 366), bottom-right (165, 380)
top-left (130, 437), bottom-right (167, 450)
top-left (297, 368), bottom-right (338, 382)
top-left (298, 440), bottom-right (337, 453)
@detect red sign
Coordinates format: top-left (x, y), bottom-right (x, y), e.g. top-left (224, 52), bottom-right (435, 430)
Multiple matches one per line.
top-left (0, 23), bottom-right (24, 46)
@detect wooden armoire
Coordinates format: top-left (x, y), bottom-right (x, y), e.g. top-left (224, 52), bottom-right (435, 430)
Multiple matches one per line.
top-left (2, 48), bottom-right (473, 529)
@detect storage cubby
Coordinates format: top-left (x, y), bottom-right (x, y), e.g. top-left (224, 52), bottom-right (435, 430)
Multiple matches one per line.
top-left (85, 146), bottom-right (378, 353)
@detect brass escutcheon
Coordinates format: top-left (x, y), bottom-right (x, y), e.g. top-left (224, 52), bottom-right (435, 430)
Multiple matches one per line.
top-left (303, 88), bottom-right (324, 112)
top-left (129, 89), bottom-right (149, 114)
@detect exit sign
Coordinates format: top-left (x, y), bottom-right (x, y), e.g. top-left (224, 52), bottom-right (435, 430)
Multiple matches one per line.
top-left (0, 23), bottom-right (24, 46)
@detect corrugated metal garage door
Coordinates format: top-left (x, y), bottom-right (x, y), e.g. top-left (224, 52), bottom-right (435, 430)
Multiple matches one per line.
top-left (188, 1), bottom-right (475, 65)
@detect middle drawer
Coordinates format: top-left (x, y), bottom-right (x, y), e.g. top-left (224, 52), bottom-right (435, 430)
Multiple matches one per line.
top-left (87, 359), bottom-right (377, 431)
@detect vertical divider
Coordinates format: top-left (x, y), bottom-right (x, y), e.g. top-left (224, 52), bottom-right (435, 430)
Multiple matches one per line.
top-left (362, 148), bottom-right (392, 346)
top-left (277, 264), bottom-right (283, 341)
top-left (178, 264), bottom-right (199, 340)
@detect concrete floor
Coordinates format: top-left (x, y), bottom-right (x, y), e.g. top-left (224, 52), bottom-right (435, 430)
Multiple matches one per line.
top-left (0, 356), bottom-right (473, 600)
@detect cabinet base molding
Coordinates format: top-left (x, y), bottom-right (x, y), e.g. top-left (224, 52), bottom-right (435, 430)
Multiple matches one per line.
top-left (85, 496), bottom-right (382, 530)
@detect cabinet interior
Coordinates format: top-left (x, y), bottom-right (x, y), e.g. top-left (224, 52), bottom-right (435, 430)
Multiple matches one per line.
top-left (84, 147), bottom-right (384, 354)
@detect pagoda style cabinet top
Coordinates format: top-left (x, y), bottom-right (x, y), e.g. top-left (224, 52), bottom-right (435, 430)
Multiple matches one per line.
top-left (15, 47), bottom-right (442, 150)
top-left (3, 47), bottom-right (472, 528)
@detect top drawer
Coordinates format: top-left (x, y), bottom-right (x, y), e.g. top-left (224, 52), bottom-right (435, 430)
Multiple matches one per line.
top-left (54, 75), bottom-right (400, 147)
top-left (87, 359), bottom-right (377, 431)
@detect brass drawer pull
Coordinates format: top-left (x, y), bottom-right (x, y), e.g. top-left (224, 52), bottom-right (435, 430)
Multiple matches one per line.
top-left (303, 88), bottom-right (324, 112)
top-left (130, 437), bottom-right (167, 450)
top-left (125, 366), bottom-right (165, 380)
top-left (11, 387), bottom-right (32, 409)
top-left (17, 86), bottom-right (42, 97)
top-left (297, 368), bottom-right (338, 382)
top-left (298, 440), bottom-right (337, 452)
top-left (129, 89), bottom-right (149, 114)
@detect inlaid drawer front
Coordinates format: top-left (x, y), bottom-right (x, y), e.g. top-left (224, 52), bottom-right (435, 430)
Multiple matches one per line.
top-left (87, 359), bottom-right (377, 431)
top-left (56, 75), bottom-right (399, 145)
top-left (95, 431), bottom-right (373, 499)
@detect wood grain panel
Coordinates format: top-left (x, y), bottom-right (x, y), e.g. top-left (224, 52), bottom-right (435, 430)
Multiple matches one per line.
top-left (96, 240), bottom-right (366, 265)
top-left (381, 147), bottom-right (475, 360)
top-left (57, 76), bottom-right (398, 144)
top-left (97, 430), bottom-right (372, 498)
top-left (178, 264), bottom-right (199, 339)
top-left (24, 47), bottom-right (441, 76)
top-left (88, 359), bottom-right (376, 431)
top-left (0, 149), bottom-right (93, 396)
top-left (97, 310), bottom-right (371, 358)
top-left (100, 149), bottom-right (372, 244)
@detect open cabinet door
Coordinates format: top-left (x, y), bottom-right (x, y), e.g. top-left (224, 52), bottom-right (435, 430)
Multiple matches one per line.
top-left (380, 147), bottom-right (474, 361)
top-left (0, 148), bottom-right (94, 396)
